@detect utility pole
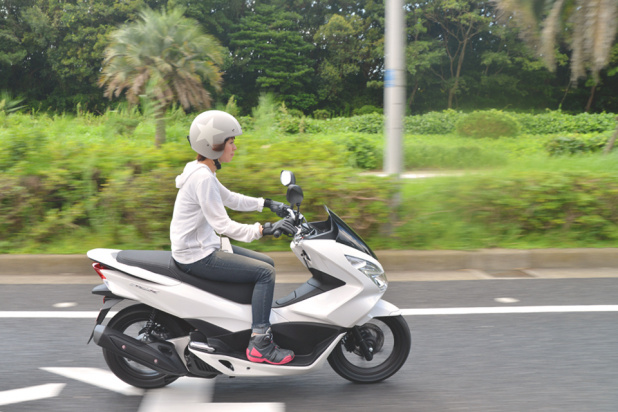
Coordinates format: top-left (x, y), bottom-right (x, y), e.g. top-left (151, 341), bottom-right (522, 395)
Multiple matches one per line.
top-left (384, 0), bottom-right (406, 177)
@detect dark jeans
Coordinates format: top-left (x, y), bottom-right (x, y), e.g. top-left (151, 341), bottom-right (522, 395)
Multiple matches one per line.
top-left (175, 245), bottom-right (276, 333)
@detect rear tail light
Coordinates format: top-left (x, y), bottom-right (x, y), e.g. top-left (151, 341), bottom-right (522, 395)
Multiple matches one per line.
top-left (92, 262), bottom-right (107, 280)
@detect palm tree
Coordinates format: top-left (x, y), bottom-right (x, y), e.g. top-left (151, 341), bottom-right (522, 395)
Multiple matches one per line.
top-left (492, 0), bottom-right (618, 151)
top-left (492, 0), bottom-right (617, 83)
top-left (99, 7), bottom-right (224, 147)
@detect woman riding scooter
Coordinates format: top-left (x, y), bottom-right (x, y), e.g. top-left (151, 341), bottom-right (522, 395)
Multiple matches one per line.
top-left (170, 110), bottom-right (296, 365)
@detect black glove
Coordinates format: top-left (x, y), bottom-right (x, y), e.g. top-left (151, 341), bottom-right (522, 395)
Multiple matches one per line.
top-left (262, 218), bottom-right (296, 238)
top-left (264, 198), bottom-right (289, 218)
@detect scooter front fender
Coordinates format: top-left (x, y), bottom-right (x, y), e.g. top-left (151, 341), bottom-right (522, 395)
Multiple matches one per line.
top-left (363, 299), bottom-right (402, 322)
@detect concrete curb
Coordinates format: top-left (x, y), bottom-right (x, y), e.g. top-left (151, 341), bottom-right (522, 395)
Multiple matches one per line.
top-left (1, 248), bottom-right (618, 277)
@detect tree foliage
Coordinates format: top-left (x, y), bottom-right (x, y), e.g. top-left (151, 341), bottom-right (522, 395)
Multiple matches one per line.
top-left (99, 6), bottom-right (225, 146)
top-left (1, 0), bottom-right (618, 114)
top-left (228, 1), bottom-right (315, 111)
top-left (492, 0), bottom-right (618, 84)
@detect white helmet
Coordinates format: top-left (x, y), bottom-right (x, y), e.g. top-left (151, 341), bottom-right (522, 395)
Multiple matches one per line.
top-left (188, 110), bottom-right (242, 159)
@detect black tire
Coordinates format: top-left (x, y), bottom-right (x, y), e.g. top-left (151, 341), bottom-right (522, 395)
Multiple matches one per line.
top-left (328, 316), bottom-right (411, 383)
top-left (102, 304), bottom-right (187, 389)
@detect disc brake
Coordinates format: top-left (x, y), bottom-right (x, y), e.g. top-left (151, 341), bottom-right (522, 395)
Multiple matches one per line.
top-left (344, 323), bottom-right (385, 361)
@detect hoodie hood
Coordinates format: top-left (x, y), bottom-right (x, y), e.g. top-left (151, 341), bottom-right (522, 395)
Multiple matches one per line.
top-left (175, 161), bottom-right (211, 189)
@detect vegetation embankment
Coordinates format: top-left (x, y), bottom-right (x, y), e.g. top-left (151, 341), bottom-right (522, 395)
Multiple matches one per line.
top-left (1, 107), bottom-right (617, 254)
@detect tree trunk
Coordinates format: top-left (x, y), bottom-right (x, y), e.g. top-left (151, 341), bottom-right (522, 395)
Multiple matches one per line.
top-left (154, 105), bottom-right (166, 148)
top-left (407, 80), bottom-right (419, 110)
top-left (448, 37), bottom-right (469, 109)
top-left (585, 84), bottom-right (596, 112)
top-left (603, 118), bottom-right (618, 155)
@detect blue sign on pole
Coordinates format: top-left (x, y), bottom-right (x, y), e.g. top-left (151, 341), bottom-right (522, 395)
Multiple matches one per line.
top-left (385, 69), bottom-right (395, 88)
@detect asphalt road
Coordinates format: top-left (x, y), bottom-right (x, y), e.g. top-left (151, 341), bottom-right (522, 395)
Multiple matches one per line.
top-left (1, 278), bottom-right (617, 411)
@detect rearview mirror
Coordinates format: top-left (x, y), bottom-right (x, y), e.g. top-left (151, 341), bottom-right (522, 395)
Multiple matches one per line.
top-left (286, 184), bottom-right (304, 208)
top-left (280, 170), bottom-right (296, 186)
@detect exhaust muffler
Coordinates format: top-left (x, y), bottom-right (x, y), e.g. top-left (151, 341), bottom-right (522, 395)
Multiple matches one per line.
top-left (93, 324), bottom-right (188, 376)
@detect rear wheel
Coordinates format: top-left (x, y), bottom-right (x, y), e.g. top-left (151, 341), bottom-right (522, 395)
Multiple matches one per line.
top-left (328, 316), bottom-right (411, 383)
top-left (102, 304), bottom-right (187, 389)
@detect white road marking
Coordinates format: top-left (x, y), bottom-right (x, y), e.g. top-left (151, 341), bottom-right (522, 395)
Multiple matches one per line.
top-left (138, 376), bottom-right (284, 412)
top-left (0, 311), bottom-right (115, 318)
top-left (0, 383), bottom-right (65, 406)
top-left (2, 306), bottom-right (618, 320)
top-left (0, 303), bottom-right (610, 410)
top-left (401, 305), bottom-right (618, 316)
top-left (40, 368), bottom-right (285, 412)
top-left (52, 302), bottom-right (78, 308)
top-left (137, 377), bottom-right (213, 412)
top-left (494, 297), bottom-right (520, 303)
top-left (202, 404), bottom-right (285, 412)
top-left (41, 367), bottom-right (143, 396)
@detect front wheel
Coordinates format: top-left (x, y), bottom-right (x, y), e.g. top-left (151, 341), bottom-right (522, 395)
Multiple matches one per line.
top-left (328, 316), bottom-right (411, 383)
top-left (102, 304), bottom-right (187, 389)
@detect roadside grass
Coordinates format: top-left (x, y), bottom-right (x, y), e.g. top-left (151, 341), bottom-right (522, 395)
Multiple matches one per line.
top-left (1, 111), bottom-right (617, 253)
top-left (396, 172), bottom-right (618, 251)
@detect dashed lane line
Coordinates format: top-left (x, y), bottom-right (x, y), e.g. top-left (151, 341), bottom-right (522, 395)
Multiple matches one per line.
top-left (401, 305), bottom-right (618, 316)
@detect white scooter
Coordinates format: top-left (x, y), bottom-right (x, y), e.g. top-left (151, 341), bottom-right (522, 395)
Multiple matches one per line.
top-left (87, 171), bottom-right (411, 388)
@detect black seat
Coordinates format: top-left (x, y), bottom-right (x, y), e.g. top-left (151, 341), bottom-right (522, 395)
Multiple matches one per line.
top-left (116, 250), bottom-right (254, 304)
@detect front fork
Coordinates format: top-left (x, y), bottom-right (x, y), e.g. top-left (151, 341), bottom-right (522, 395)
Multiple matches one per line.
top-left (344, 326), bottom-right (374, 361)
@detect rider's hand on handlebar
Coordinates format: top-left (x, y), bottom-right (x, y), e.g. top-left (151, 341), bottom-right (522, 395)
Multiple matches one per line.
top-left (264, 198), bottom-right (290, 218)
top-left (262, 218), bottom-right (296, 238)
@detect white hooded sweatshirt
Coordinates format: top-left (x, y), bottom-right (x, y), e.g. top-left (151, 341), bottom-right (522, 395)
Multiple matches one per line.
top-left (170, 161), bottom-right (264, 264)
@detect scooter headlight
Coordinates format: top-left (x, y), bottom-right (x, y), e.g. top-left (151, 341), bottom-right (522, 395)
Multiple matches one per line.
top-left (345, 255), bottom-right (388, 291)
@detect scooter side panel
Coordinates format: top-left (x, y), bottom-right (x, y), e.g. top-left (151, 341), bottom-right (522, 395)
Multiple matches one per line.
top-left (102, 269), bottom-right (254, 332)
top-left (188, 332), bottom-right (346, 377)
top-left (286, 240), bottom-right (385, 327)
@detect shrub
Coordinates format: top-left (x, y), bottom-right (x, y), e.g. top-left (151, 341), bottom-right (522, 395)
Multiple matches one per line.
top-left (286, 108), bottom-right (304, 118)
top-left (405, 110), bottom-right (462, 134)
top-left (347, 113), bottom-right (383, 133)
top-left (0, 90), bottom-right (26, 115)
top-left (276, 115), bottom-right (321, 134)
top-left (105, 116), bottom-right (140, 136)
top-left (313, 109), bottom-right (331, 120)
top-left (516, 111), bottom-right (616, 135)
top-left (0, 114), bottom-right (397, 252)
top-left (238, 115), bottom-right (255, 131)
top-left (3, 110), bottom-right (618, 253)
top-left (278, 115), bottom-right (301, 134)
top-left (397, 171), bottom-right (618, 249)
top-left (455, 110), bottom-right (521, 138)
top-left (449, 172), bottom-right (618, 241)
top-left (343, 134), bottom-right (381, 170)
top-left (353, 105), bottom-right (382, 116)
top-left (545, 135), bottom-right (608, 156)
top-left (225, 95), bottom-right (241, 118)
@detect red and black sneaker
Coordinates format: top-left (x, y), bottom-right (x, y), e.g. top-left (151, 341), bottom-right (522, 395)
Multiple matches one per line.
top-left (246, 329), bottom-right (294, 365)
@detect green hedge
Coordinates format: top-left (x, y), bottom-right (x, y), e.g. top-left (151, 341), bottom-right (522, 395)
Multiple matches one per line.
top-left (453, 172), bottom-right (618, 242)
top-left (397, 172), bottom-right (618, 249)
top-left (320, 110), bottom-right (616, 135)
top-left (545, 135), bottom-right (609, 156)
top-left (455, 110), bottom-right (521, 138)
top-left (0, 113), bottom-right (397, 253)
top-left (2, 111), bottom-right (618, 253)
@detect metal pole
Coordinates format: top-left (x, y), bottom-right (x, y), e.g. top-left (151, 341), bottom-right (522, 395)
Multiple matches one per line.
top-left (384, 0), bottom-right (406, 176)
